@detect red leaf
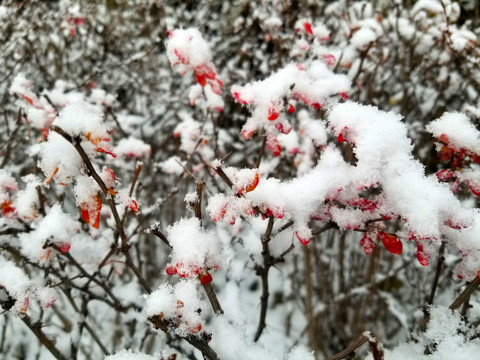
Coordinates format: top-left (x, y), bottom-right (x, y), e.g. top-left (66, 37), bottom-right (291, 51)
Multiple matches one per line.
top-left (303, 22), bottom-right (313, 35)
top-left (95, 146), bottom-right (117, 158)
top-left (436, 169), bottom-right (455, 181)
top-left (189, 323), bottom-right (202, 334)
top-left (1, 200), bottom-right (16, 218)
top-left (379, 232), bottom-right (402, 255)
top-left (322, 54), bottom-right (336, 66)
top-left (58, 242), bottom-right (71, 253)
top-left (268, 108), bottom-right (279, 121)
top-left (438, 145), bottom-right (453, 162)
top-left (128, 199), bottom-right (140, 213)
top-left (81, 195), bottom-right (102, 228)
top-left (467, 180), bottom-right (480, 196)
top-left (360, 231), bottom-right (375, 255)
top-left (416, 243), bottom-right (429, 266)
top-left (195, 71), bottom-right (207, 87)
top-left (337, 127), bottom-right (348, 143)
top-left (245, 173), bottom-right (259, 193)
top-left (267, 137), bottom-right (281, 157)
top-left (296, 231), bottom-right (311, 246)
top-left (438, 133), bottom-right (449, 144)
top-left (213, 207), bottom-right (226, 222)
top-left (233, 91), bottom-right (250, 105)
top-left (241, 129), bottom-right (255, 140)
top-left (23, 95), bottom-right (34, 105)
top-left (45, 166), bottom-right (59, 186)
top-left (288, 104), bottom-right (295, 113)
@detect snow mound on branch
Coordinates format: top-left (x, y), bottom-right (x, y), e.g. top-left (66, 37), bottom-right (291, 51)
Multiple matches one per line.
top-left (19, 204), bottom-right (79, 264)
top-left (53, 101), bottom-right (109, 139)
top-left (329, 102), bottom-right (473, 239)
top-left (167, 217), bottom-right (222, 276)
top-left (32, 131), bottom-right (85, 186)
top-left (426, 112), bottom-right (480, 154)
top-left (144, 280), bottom-right (205, 337)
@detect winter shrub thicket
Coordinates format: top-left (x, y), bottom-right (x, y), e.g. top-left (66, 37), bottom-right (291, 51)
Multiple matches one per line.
top-left (1, 1), bottom-right (480, 359)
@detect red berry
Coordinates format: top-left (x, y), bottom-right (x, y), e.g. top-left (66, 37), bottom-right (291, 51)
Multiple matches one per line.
top-left (165, 265), bottom-right (177, 275)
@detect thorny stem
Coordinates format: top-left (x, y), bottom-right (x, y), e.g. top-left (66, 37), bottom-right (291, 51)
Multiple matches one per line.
top-left (52, 126), bottom-right (152, 293)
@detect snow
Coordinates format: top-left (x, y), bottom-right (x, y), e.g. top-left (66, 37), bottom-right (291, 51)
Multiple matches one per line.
top-left (371, 306), bottom-right (480, 360)
top-left (158, 156), bottom-right (186, 176)
top-left (105, 349), bottom-right (159, 360)
top-left (166, 217), bottom-right (223, 277)
top-left (115, 136), bottom-right (151, 158)
top-left (144, 280), bottom-right (205, 337)
top-left (19, 204), bottom-right (79, 264)
top-left (53, 101), bottom-right (109, 140)
top-left (32, 131), bottom-right (85, 186)
top-left (426, 112), bottom-right (480, 154)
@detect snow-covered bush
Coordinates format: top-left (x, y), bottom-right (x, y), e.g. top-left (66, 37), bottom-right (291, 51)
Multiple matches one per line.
top-left (1, 1), bottom-right (480, 359)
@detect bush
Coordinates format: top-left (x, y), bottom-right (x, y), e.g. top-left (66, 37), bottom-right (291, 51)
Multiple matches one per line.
top-left (1, 1), bottom-right (480, 359)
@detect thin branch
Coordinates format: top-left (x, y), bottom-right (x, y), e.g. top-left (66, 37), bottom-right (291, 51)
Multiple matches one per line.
top-left (48, 242), bottom-right (125, 311)
top-left (52, 126), bottom-right (152, 293)
top-left (148, 316), bottom-right (219, 360)
top-left (254, 216), bottom-right (275, 342)
top-left (21, 314), bottom-right (68, 360)
top-left (326, 331), bottom-right (383, 360)
top-left (202, 282), bottom-right (224, 315)
top-left (450, 276), bottom-right (480, 311)
top-left (255, 135), bottom-right (267, 169)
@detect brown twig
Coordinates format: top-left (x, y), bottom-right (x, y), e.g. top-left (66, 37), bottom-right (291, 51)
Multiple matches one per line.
top-left (148, 316), bottom-right (219, 360)
top-left (189, 181), bottom-right (224, 315)
top-left (449, 276), bottom-right (480, 311)
top-left (326, 331), bottom-right (383, 360)
top-left (254, 216), bottom-right (275, 342)
top-left (21, 313), bottom-right (68, 360)
top-left (255, 135), bottom-right (267, 169)
top-left (52, 126), bottom-right (152, 293)
top-left (202, 282), bottom-right (224, 315)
